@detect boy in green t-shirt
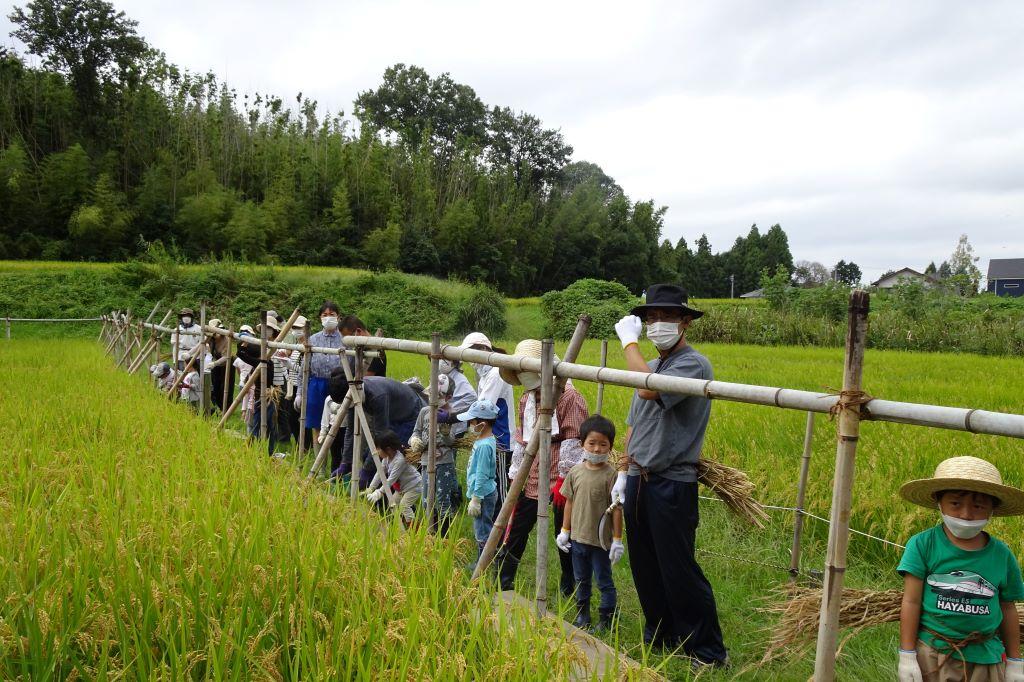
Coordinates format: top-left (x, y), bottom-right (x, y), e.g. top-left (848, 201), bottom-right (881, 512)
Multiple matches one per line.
top-left (897, 456), bottom-right (1024, 682)
top-left (556, 415), bottom-right (624, 631)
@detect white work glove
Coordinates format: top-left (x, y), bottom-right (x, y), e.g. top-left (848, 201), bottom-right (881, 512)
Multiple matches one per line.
top-left (366, 488), bottom-right (384, 504)
top-left (609, 538), bottom-right (625, 564)
top-left (1007, 658), bottom-right (1024, 682)
top-left (294, 393), bottom-right (302, 409)
top-left (610, 472), bottom-right (628, 506)
top-left (409, 436), bottom-right (425, 452)
top-left (555, 529), bottom-right (571, 553)
top-left (614, 315), bottom-right (642, 348)
top-left (897, 649), bottom-right (922, 682)
top-left (468, 496), bottom-right (482, 517)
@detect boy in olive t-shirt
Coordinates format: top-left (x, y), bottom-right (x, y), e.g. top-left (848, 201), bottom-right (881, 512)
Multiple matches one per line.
top-left (896, 456), bottom-right (1024, 682)
top-left (556, 416), bottom-right (624, 631)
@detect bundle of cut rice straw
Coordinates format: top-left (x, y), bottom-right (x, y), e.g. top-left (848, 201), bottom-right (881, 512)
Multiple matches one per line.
top-left (696, 458), bottom-right (770, 528)
top-left (759, 586), bottom-right (1024, 664)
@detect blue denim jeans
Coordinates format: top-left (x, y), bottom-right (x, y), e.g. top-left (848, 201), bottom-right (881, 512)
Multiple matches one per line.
top-left (571, 542), bottom-right (617, 611)
top-left (248, 399), bottom-right (278, 455)
top-left (473, 490), bottom-right (498, 548)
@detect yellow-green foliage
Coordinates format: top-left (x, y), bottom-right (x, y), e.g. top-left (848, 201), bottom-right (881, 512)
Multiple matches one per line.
top-left (0, 340), bottom-right (595, 680)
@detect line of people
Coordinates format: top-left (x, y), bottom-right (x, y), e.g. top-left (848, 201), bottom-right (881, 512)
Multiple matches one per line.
top-left (146, 285), bottom-right (730, 669)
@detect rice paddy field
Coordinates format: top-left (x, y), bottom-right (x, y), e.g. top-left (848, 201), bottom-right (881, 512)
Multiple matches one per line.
top-left (3, 329), bottom-right (1024, 680)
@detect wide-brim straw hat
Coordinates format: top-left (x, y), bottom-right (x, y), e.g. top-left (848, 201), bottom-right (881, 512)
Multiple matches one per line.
top-left (207, 318), bottom-right (223, 329)
top-left (900, 456), bottom-right (1024, 517)
top-left (499, 339), bottom-right (543, 386)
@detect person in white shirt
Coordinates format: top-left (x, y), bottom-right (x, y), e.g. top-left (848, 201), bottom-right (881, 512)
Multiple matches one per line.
top-left (172, 307), bottom-right (202, 370)
top-left (460, 332), bottom-right (516, 502)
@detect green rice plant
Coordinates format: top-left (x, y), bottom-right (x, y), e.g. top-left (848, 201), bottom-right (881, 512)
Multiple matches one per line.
top-left (0, 340), bottom-right (645, 680)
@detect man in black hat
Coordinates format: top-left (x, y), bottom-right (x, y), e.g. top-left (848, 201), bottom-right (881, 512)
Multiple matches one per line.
top-left (611, 284), bottom-right (728, 669)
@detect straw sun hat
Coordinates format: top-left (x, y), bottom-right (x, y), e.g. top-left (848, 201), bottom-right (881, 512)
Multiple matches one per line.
top-left (900, 456), bottom-right (1024, 517)
top-left (499, 339), bottom-right (543, 386)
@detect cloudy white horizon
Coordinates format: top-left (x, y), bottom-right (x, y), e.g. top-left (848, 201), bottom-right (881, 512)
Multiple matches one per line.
top-left (4, 0), bottom-right (1022, 284)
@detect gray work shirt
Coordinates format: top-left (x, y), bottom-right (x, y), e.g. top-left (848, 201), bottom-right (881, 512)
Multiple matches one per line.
top-left (412, 405), bottom-right (457, 466)
top-left (626, 344), bottom-right (712, 482)
top-left (344, 376), bottom-right (426, 465)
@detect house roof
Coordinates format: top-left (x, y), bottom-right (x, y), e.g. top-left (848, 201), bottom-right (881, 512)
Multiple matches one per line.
top-left (870, 267), bottom-right (940, 286)
top-left (988, 258), bottom-right (1024, 279)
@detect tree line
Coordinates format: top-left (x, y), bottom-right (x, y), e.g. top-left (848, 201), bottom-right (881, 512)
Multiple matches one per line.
top-left (0, 0), bottom-right (795, 297)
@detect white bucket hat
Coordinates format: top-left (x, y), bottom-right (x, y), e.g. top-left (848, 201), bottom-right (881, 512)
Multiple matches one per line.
top-left (900, 456), bottom-right (1024, 517)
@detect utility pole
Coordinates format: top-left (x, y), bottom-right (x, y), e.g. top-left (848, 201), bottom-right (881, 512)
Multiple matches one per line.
top-left (730, 274), bottom-right (735, 298)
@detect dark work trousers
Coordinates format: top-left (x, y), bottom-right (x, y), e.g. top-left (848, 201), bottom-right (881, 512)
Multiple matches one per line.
top-left (209, 363), bottom-right (235, 413)
top-left (275, 394), bottom-right (294, 444)
top-left (624, 474), bottom-right (727, 664)
top-left (496, 496), bottom-right (575, 597)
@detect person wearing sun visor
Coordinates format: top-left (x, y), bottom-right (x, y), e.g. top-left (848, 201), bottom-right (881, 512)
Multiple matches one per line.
top-left (613, 283), bottom-right (728, 670)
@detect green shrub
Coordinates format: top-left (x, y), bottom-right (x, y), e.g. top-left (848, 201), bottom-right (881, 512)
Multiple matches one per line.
top-left (541, 278), bottom-right (637, 340)
top-left (455, 282), bottom-right (507, 337)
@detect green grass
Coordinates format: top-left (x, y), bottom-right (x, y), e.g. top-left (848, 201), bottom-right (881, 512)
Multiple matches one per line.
top-left (0, 340), bottom-right (610, 680)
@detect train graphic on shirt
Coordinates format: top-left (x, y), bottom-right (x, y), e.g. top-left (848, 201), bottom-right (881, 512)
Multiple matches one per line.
top-left (926, 571), bottom-right (996, 598)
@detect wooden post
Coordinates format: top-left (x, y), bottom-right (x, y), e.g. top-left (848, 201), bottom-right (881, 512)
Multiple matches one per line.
top-left (473, 315), bottom-right (592, 581)
top-left (216, 308), bottom-right (302, 430)
top-left (6, 316), bottom-right (11, 340)
top-left (351, 347), bottom-right (365, 503)
top-left (813, 290), bottom-right (870, 681)
top-left (97, 315), bottom-right (107, 342)
top-left (104, 314), bottom-right (126, 355)
top-left (198, 303), bottom-right (207, 415)
top-left (172, 312), bottom-right (180, 369)
top-left (425, 332), bottom-right (441, 520)
top-left (788, 411), bottom-right (815, 583)
top-left (297, 333), bottom-right (311, 455)
top-left (353, 401), bottom-right (398, 507)
top-left (166, 350), bottom-right (200, 399)
top-left (596, 339), bottom-right (608, 415)
top-left (128, 310), bottom-right (173, 374)
top-left (222, 326), bottom-right (233, 414)
top-left (259, 313), bottom-right (269, 441)
top-left (534, 339), bottom-right (556, 617)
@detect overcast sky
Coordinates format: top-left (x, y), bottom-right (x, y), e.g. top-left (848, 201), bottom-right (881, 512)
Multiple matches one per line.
top-left (4, 0), bottom-right (1023, 282)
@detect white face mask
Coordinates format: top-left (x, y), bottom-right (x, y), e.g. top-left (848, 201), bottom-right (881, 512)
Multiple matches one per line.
top-left (583, 450), bottom-right (608, 464)
top-left (181, 317), bottom-right (193, 326)
top-left (646, 321), bottom-right (682, 350)
top-left (471, 421), bottom-right (486, 435)
top-left (321, 316), bottom-right (338, 331)
top-left (439, 360), bottom-right (455, 375)
top-left (518, 371), bottom-right (541, 391)
top-left (941, 514), bottom-right (989, 539)
top-left (471, 362), bottom-right (489, 377)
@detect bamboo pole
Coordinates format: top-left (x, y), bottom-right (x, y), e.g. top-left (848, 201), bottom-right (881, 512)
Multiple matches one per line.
top-left (259, 315), bottom-right (269, 441)
top-left (215, 308), bottom-right (301, 430)
top-left (351, 348), bottom-right (365, 504)
top-left (425, 332), bottom-right (441, 520)
top-left (813, 290), bottom-right (870, 682)
top-left (105, 314), bottom-right (128, 355)
top-left (297, 333), bottom-right (311, 454)
top-left (326, 333), bottom-right (1024, 440)
top-left (596, 339), bottom-right (608, 415)
top-left (353, 399), bottom-right (398, 506)
top-left (788, 411), bottom-right (815, 583)
top-left (534, 339), bottom-right (556, 617)
top-left (96, 316), bottom-right (107, 342)
top-left (172, 314), bottom-right (180, 369)
top-left (128, 310), bottom-right (173, 374)
top-left (4, 316), bottom-right (8, 340)
top-left (166, 347), bottom-right (199, 399)
top-left (199, 303), bottom-right (207, 415)
top-left (116, 326), bottom-right (142, 368)
top-left (221, 326), bottom-right (233, 414)
top-left (472, 315), bottom-right (593, 581)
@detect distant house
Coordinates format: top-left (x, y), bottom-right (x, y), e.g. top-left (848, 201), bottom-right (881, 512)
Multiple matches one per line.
top-left (739, 288), bottom-right (763, 299)
top-left (871, 268), bottom-right (940, 289)
top-left (987, 258), bottom-right (1024, 297)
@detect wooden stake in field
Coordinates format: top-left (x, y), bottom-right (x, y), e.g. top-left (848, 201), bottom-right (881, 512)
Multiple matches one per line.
top-left (198, 303), bottom-right (207, 415)
top-left (351, 348), bottom-right (365, 504)
top-left (534, 339), bottom-right (556, 618)
top-left (425, 332), bottom-right (441, 519)
top-left (788, 411), bottom-right (815, 583)
top-left (813, 290), bottom-right (870, 681)
top-left (308, 394), bottom-right (352, 479)
top-left (596, 339), bottom-right (608, 415)
top-left (472, 315), bottom-right (592, 581)
top-left (128, 309), bottom-right (173, 374)
top-left (259, 313), bottom-right (269, 441)
top-left (297, 331), bottom-right (311, 455)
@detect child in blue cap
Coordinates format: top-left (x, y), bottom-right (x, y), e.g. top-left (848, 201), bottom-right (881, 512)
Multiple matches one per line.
top-left (459, 398), bottom-right (500, 561)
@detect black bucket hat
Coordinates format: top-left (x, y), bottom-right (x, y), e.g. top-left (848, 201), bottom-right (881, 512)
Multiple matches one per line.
top-left (630, 284), bottom-right (704, 320)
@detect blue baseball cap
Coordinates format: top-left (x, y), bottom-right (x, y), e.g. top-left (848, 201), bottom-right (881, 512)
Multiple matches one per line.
top-left (457, 399), bottom-right (500, 421)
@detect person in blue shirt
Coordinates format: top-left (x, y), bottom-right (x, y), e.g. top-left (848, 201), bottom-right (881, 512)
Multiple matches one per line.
top-left (459, 399), bottom-right (500, 563)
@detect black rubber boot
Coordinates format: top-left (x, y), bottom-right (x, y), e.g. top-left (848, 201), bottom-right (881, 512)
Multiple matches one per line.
top-left (573, 603), bottom-right (591, 630)
top-left (597, 608), bottom-right (615, 631)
